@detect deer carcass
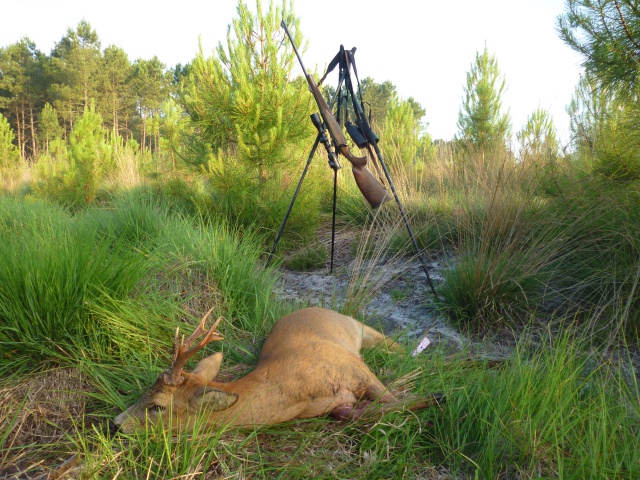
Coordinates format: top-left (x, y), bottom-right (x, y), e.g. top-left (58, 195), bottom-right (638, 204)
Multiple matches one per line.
top-left (113, 307), bottom-right (442, 433)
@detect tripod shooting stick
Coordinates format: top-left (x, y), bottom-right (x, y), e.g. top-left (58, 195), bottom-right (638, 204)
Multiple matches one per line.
top-left (281, 20), bottom-right (389, 209)
top-left (311, 113), bottom-right (340, 171)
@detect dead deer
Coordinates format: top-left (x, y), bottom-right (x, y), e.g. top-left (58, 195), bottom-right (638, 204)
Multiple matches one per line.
top-left (112, 307), bottom-right (442, 434)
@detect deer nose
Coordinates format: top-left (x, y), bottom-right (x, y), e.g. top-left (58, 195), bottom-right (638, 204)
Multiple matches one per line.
top-left (108, 420), bottom-right (121, 437)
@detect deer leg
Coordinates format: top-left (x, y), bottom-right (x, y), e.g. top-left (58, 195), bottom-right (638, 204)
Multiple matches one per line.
top-left (330, 402), bottom-right (370, 420)
top-left (359, 323), bottom-right (403, 352)
top-left (360, 367), bottom-right (396, 403)
top-left (331, 393), bottom-right (446, 422)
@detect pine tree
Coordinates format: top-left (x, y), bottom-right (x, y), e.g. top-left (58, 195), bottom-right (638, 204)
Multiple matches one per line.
top-left (559, 1), bottom-right (640, 180)
top-left (130, 56), bottom-right (170, 153)
top-left (159, 98), bottom-right (188, 170)
top-left (68, 103), bottom-right (110, 204)
top-left (457, 46), bottom-right (511, 159)
top-left (381, 97), bottom-right (420, 167)
top-left (358, 78), bottom-right (397, 129)
top-left (517, 108), bottom-right (558, 161)
top-left (38, 103), bottom-right (64, 155)
top-left (558, 0), bottom-right (640, 93)
top-left (101, 45), bottom-right (133, 138)
top-left (0, 113), bottom-right (20, 169)
top-left (182, 0), bottom-right (313, 176)
top-left (49, 20), bottom-right (102, 132)
top-left (0, 38), bottom-right (46, 160)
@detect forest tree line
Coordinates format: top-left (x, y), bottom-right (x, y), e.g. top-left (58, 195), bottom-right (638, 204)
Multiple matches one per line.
top-left (0, 20), bottom-right (179, 161)
top-left (0, 17), bottom-right (430, 165)
top-left (1, 0), bottom-right (640, 189)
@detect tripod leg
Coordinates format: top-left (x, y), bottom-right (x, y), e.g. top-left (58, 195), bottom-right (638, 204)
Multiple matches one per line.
top-left (330, 167), bottom-right (338, 273)
top-left (370, 142), bottom-right (439, 297)
top-left (266, 135), bottom-right (321, 267)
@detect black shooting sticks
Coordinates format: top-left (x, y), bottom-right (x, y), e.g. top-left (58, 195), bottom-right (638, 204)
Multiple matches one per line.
top-left (268, 21), bottom-right (437, 298)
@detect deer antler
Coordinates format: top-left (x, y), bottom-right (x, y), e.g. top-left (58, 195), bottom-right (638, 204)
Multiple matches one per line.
top-left (164, 308), bottom-right (224, 385)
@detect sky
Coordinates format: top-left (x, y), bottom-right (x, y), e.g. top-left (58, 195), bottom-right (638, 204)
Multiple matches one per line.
top-left (2, 0), bottom-right (583, 145)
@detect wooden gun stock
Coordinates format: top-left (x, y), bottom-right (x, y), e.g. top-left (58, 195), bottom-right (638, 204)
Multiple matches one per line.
top-left (306, 75), bottom-right (390, 208)
top-left (280, 20), bottom-right (388, 208)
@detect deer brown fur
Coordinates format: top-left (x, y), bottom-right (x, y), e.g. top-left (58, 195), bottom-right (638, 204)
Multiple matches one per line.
top-left (113, 307), bottom-right (439, 434)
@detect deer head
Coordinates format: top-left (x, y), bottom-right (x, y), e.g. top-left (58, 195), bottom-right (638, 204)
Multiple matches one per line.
top-left (113, 309), bottom-right (239, 434)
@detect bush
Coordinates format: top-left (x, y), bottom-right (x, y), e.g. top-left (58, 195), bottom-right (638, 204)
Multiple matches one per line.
top-left (0, 114), bottom-right (20, 169)
top-left (0, 192), bottom-right (289, 373)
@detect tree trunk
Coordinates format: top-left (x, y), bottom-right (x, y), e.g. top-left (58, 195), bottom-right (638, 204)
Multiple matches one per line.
top-left (113, 92), bottom-right (119, 140)
top-left (14, 104), bottom-right (24, 161)
top-left (29, 105), bottom-right (38, 159)
top-left (141, 117), bottom-right (146, 154)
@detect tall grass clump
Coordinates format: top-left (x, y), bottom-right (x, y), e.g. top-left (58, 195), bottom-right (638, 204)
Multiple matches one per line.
top-left (364, 140), bottom-right (640, 339)
top-left (542, 177), bottom-right (640, 338)
top-left (0, 191), bottom-right (289, 376)
top-left (426, 329), bottom-right (640, 478)
top-left (436, 166), bottom-right (566, 330)
top-left (0, 196), bottom-right (150, 371)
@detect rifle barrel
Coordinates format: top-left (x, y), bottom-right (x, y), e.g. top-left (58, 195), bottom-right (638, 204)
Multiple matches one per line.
top-left (281, 20), bottom-right (308, 76)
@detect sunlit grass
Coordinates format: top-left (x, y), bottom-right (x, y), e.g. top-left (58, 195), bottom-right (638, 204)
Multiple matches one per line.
top-left (1, 139), bottom-right (639, 478)
top-left (4, 325), bottom-right (637, 479)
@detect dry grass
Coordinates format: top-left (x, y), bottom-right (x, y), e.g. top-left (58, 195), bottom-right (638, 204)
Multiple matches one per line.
top-left (0, 368), bottom-right (98, 478)
top-left (342, 207), bottom-right (417, 318)
top-left (0, 160), bottom-right (32, 194)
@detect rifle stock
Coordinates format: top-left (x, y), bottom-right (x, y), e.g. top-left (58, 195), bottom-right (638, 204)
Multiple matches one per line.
top-left (281, 21), bottom-right (389, 208)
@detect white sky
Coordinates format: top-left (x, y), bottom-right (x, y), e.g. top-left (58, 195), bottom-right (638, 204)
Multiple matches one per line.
top-left (2, 0), bottom-right (583, 144)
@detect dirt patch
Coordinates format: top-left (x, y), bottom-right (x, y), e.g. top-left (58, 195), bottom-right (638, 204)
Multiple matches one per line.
top-left (273, 226), bottom-right (473, 355)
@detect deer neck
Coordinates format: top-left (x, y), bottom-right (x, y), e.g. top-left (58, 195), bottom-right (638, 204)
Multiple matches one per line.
top-left (204, 369), bottom-right (286, 427)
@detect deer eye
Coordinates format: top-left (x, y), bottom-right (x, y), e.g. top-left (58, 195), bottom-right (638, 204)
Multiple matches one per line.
top-left (148, 404), bottom-right (166, 413)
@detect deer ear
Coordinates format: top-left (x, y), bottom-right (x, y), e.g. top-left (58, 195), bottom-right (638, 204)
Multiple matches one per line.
top-left (191, 387), bottom-right (239, 412)
top-left (192, 352), bottom-right (223, 381)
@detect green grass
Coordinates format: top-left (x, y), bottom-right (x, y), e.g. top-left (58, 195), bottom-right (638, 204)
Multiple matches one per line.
top-left (1, 145), bottom-right (640, 478)
top-left (340, 146), bottom-right (640, 340)
top-left (0, 192), bottom-right (288, 374)
top-left (3, 325), bottom-right (636, 478)
top-left (429, 331), bottom-right (640, 478)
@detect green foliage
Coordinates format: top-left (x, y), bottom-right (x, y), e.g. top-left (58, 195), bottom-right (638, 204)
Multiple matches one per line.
top-left (558, 0), bottom-right (640, 93)
top-left (179, 0), bottom-right (323, 237)
top-left (0, 196), bottom-right (151, 369)
top-left (380, 96), bottom-right (420, 167)
top-left (37, 103), bottom-right (64, 155)
top-left (436, 175), bottom-right (560, 330)
top-left (101, 45), bottom-right (133, 135)
top-left (130, 56), bottom-right (171, 153)
top-left (182, 0), bottom-right (314, 172)
top-left (0, 38), bottom-right (45, 160)
top-left (0, 191), bottom-right (288, 374)
top-left (203, 149), bottom-right (323, 243)
top-left (158, 98), bottom-right (188, 170)
top-left (457, 46), bottom-right (511, 154)
top-left (592, 114), bottom-right (640, 181)
top-left (379, 94), bottom-right (434, 167)
top-left (568, 74), bottom-right (611, 156)
top-left (429, 330), bottom-right (640, 478)
top-left (357, 77), bottom-right (398, 128)
top-left (49, 20), bottom-right (102, 130)
top-left (568, 74), bottom-right (640, 180)
top-left (0, 114), bottom-right (20, 168)
top-left (544, 179), bottom-right (640, 336)
top-left (66, 103), bottom-right (111, 204)
top-left (1, 20), bottom-right (173, 161)
top-left (517, 108), bottom-right (559, 162)
top-left (561, 3), bottom-right (640, 181)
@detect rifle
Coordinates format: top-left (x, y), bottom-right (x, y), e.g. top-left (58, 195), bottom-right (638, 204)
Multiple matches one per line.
top-left (281, 20), bottom-right (389, 208)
